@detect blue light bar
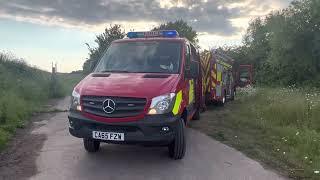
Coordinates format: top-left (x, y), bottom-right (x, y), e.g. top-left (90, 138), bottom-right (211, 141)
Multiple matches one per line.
top-left (127, 30), bottom-right (179, 38)
top-left (162, 30), bottom-right (178, 38)
top-left (127, 32), bottom-right (145, 38)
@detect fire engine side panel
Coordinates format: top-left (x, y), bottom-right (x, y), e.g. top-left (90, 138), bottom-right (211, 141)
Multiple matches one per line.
top-left (215, 63), bottom-right (223, 98)
top-left (201, 50), bottom-right (235, 104)
top-left (200, 51), bottom-right (212, 97)
top-left (211, 64), bottom-right (217, 89)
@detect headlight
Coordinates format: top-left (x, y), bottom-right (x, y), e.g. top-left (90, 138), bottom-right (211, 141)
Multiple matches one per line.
top-left (70, 89), bottom-right (81, 111)
top-left (148, 93), bottom-right (176, 115)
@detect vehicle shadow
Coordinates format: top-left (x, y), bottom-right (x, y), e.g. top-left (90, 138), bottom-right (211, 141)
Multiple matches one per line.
top-left (70, 129), bottom-right (210, 180)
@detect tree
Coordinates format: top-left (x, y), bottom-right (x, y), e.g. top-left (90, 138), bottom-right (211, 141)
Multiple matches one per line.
top-left (225, 0), bottom-right (320, 87)
top-left (152, 19), bottom-right (199, 46)
top-left (83, 25), bottom-right (125, 74)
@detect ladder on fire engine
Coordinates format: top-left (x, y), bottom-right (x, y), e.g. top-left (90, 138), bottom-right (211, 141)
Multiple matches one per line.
top-left (212, 49), bottom-right (234, 68)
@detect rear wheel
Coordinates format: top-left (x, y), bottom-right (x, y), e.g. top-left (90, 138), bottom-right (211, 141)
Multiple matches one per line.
top-left (218, 96), bottom-right (226, 106)
top-left (83, 138), bottom-right (100, 153)
top-left (230, 89), bottom-right (236, 101)
top-left (168, 119), bottom-right (186, 160)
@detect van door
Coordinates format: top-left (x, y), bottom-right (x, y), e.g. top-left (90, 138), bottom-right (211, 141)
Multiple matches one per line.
top-left (190, 44), bottom-right (200, 112)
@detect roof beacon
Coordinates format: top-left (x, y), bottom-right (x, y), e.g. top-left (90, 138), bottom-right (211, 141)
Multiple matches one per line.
top-left (127, 30), bottom-right (179, 39)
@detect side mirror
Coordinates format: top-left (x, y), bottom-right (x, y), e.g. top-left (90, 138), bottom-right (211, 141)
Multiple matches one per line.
top-left (186, 61), bottom-right (199, 78)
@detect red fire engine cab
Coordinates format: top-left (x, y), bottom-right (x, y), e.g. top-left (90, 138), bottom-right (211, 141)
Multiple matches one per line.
top-left (236, 64), bottom-right (254, 88)
top-left (68, 30), bottom-right (202, 160)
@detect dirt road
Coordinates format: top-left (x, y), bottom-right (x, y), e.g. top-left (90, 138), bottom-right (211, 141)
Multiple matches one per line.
top-left (0, 97), bottom-right (288, 180)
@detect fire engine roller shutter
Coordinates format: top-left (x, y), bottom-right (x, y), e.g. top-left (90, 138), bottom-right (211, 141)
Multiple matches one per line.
top-left (172, 91), bottom-right (182, 115)
top-left (212, 64), bottom-right (217, 88)
top-left (216, 64), bottom-right (223, 97)
top-left (200, 51), bottom-right (211, 94)
top-left (217, 65), bottom-right (222, 83)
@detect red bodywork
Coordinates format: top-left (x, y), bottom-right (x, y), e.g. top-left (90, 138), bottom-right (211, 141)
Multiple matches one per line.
top-left (236, 64), bottom-right (253, 87)
top-left (75, 38), bottom-right (202, 123)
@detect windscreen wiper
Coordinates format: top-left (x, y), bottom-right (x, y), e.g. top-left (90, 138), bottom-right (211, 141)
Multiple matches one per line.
top-left (99, 70), bottom-right (131, 73)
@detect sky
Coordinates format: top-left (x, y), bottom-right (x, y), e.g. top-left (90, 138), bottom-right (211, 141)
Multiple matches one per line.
top-left (0, 0), bottom-right (292, 72)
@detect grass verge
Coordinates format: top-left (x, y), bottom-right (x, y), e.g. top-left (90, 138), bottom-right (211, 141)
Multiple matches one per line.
top-left (191, 87), bottom-right (320, 179)
top-left (0, 53), bottom-right (83, 150)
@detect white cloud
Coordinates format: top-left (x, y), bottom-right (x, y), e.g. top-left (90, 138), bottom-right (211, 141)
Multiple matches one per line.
top-left (0, 0), bottom-right (293, 72)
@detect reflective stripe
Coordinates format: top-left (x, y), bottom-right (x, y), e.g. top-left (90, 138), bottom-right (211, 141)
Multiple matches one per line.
top-left (212, 71), bottom-right (216, 80)
top-left (217, 71), bottom-right (222, 82)
top-left (172, 91), bottom-right (182, 115)
top-left (212, 81), bottom-right (216, 88)
top-left (212, 71), bottom-right (216, 76)
top-left (212, 66), bottom-right (217, 88)
top-left (216, 85), bottom-right (221, 97)
top-left (206, 76), bottom-right (210, 92)
top-left (189, 80), bottom-right (195, 104)
top-left (200, 51), bottom-right (212, 95)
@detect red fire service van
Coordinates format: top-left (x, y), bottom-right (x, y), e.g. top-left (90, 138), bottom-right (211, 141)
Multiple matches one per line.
top-left (68, 30), bottom-right (202, 160)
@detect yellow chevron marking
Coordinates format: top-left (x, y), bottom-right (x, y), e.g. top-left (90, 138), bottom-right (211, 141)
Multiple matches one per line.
top-left (172, 91), bottom-right (182, 115)
top-left (217, 71), bottom-right (222, 82)
top-left (189, 80), bottom-right (195, 105)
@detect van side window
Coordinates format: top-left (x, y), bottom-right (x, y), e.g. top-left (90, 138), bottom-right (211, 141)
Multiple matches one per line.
top-left (190, 45), bottom-right (198, 62)
top-left (185, 44), bottom-right (191, 70)
top-left (190, 44), bottom-right (199, 77)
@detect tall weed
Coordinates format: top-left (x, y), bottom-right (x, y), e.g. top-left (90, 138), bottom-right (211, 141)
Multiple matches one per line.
top-left (237, 87), bottom-right (320, 178)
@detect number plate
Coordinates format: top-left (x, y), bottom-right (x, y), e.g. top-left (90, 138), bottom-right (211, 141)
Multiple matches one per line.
top-left (92, 131), bottom-right (124, 141)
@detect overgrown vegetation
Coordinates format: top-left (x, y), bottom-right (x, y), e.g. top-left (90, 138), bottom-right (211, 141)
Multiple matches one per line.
top-left (196, 0), bottom-right (320, 178)
top-left (192, 87), bottom-right (320, 179)
top-left (224, 0), bottom-right (320, 87)
top-left (57, 72), bottom-right (84, 96)
top-left (0, 53), bottom-right (81, 150)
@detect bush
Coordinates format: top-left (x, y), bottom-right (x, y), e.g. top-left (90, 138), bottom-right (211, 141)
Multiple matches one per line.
top-left (0, 53), bottom-right (81, 150)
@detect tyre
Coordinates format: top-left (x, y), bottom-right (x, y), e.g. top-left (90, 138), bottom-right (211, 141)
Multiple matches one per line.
top-left (218, 96), bottom-right (226, 106)
top-left (230, 89), bottom-right (236, 101)
top-left (192, 108), bottom-right (200, 120)
top-left (168, 118), bottom-right (186, 160)
top-left (83, 138), bottom-right (100, 153)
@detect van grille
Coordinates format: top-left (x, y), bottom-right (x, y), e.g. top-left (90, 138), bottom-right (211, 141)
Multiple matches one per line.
top-left (82, 96), bottom-right (147, 118)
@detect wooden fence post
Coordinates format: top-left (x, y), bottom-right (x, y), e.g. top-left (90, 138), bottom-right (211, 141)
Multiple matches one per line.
top-left (51, 62), bottom-right (58, 97)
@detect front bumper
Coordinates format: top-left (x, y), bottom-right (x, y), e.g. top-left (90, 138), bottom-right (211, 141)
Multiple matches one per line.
top-left (68, 112), bottom-right (180, 146)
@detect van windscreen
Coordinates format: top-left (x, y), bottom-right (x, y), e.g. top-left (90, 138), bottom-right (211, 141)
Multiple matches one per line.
top-left (94, 41), bottom-right (181, 74)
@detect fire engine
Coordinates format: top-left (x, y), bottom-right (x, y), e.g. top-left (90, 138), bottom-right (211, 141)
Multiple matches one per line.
top-left (201, 49), bottom-right (236, 106)
top-left (200, 49), bottom-right (254, 106)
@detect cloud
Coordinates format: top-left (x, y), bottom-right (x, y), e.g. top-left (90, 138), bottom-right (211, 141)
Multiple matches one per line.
top-left (0, 0), bottom-right (292, 35)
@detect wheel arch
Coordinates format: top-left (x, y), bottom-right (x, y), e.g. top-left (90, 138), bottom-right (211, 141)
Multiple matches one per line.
top-left (181, 108), bottom-right (188, 125)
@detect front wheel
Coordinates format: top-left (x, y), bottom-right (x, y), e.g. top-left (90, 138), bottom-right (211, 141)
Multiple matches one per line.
top-left (83, 138), bottom-right (100, 153)
top-left (168, 119), bottom-right (186, 160)
top-left (192, 108), bottom-right (200, 120)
